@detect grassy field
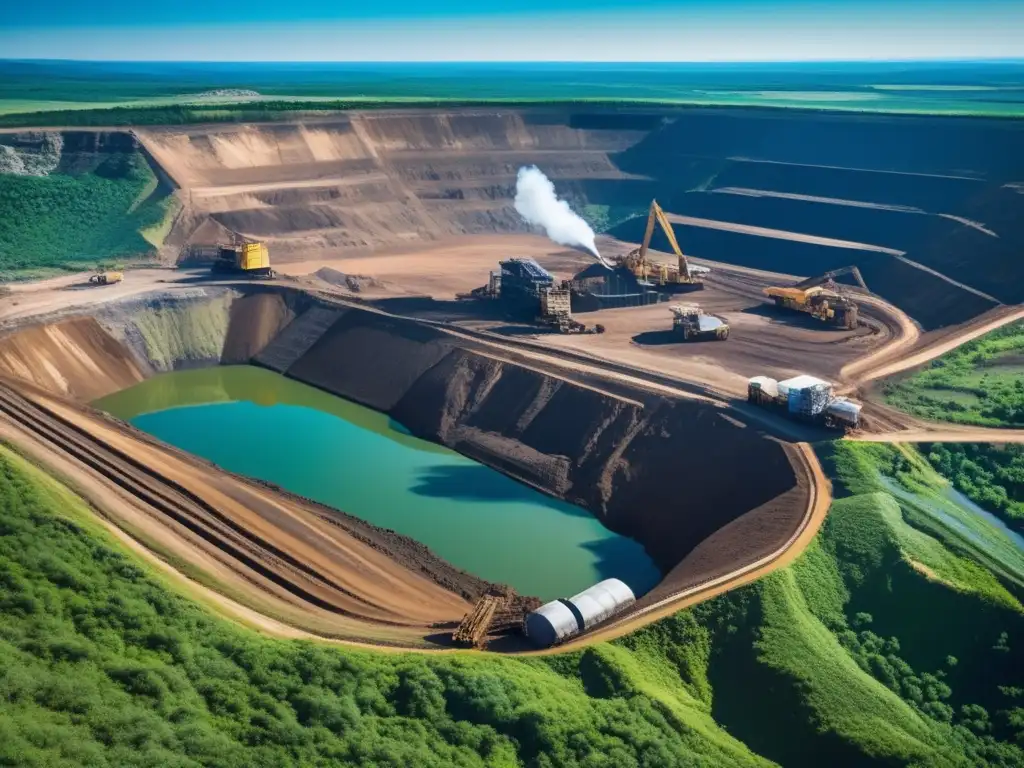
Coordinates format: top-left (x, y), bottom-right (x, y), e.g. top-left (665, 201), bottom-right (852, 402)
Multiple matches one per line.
top-left (2, 61), bottom-right (1024, 124)
top-left (883, 321), bottom-right (1024, 429)
top-left (1, 435), bottom-right (1023, 766)
top-left (0, 151), bottom-right (174, 280)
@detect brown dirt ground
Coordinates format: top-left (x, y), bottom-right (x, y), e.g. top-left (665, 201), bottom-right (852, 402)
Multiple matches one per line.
top-left (0, 317), bottom-right (146, 400)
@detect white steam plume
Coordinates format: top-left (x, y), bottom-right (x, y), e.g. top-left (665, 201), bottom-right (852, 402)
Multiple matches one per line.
top-left (514, 166), bottom-right (612, 268)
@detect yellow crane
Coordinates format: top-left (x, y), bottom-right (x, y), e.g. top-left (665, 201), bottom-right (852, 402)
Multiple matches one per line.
top-left (618, 200), bottom-right (709, 291)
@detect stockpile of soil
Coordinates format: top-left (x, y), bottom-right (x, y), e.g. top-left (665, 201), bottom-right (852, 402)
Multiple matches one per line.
top-left (313, 267), bottom-right (385, 293)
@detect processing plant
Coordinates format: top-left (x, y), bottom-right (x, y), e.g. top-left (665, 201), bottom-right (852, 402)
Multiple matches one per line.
top-left (747, 374), bottom-right (862, 431)
top-left (472, 257), bottom-right (602, 334)
top-left (524, 578), bottom-right (637, 648)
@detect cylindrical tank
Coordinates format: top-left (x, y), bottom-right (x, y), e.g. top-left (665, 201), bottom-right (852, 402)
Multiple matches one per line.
top-left (524, 600), bottom-right (580, 648)
top-left (566, 579), bottom-right (636, 631)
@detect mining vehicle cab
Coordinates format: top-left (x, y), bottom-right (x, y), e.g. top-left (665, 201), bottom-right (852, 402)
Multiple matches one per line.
top-left (89, 271), bottom-right (124, 286)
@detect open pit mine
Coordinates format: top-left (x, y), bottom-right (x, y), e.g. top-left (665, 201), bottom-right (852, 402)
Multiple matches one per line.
top-left (1, 106), bottom-right (1022, 650)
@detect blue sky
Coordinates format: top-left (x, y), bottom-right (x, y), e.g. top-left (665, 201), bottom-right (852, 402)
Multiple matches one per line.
top-left (3, 0), bottom-right (1022, 61)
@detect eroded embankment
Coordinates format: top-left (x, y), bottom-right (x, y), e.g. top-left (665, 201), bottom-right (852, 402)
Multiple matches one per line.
top-left (0, 285), bottom-right (810, 633)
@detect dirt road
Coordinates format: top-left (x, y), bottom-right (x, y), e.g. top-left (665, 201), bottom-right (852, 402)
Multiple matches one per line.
top-left (849, 304), bottom-right (1024, 384)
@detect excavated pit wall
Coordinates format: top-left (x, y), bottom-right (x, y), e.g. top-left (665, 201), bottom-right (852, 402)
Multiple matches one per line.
top-left (0, 286), bottom-right (807, 598)
top-left (133, 108), bottom-right (1024, 331)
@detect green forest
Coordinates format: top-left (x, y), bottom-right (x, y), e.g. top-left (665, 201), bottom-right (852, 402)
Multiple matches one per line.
top-left (1, 439), bottom-right (1022, 767)
top-left (0, 152), bottom-right (172, 280)
top-left (922, 443), bottom-right (1024, 532)
top-left (883, 321), bottom-right (1024, 428)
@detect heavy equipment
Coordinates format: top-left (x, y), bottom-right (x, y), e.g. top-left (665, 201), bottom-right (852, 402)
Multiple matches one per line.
top-left (670, 304), bottom-right (729, 341)
top-left (183, 234), bottom-right (276, 278)
top-left (747, 374), bottom-right (862, 431)
top-left (88, 271), bottom-right (124, 286)
top-left (212, 240), bottom-right (275, 279)
top-left (537, 286), bottom-right (604, 334)
top-left (617, 200), bottom-right (710, 291)
top-left (763, 266), bottom-right (866, 330)
top-left (453, 595), bottom-right (504, 649)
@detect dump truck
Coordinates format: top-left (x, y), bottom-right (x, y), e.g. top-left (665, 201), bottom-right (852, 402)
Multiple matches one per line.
top-left (671, 304), bottom-right (729, 341)
top-left (763, 266), bottom-right (866, 329)
top-left (211, 241), bottom-right (275, 278)
top-left (88, 271), bottom-right (124, 286)
top-left (617, 200), bottom-right (709, 291)
top-left (747, 374), bottom-right (862, 431)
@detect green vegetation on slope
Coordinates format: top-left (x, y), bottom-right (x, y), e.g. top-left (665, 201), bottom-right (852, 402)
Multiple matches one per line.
top-left (130, 295), bottom-right (235, 372)
top-left (1, 437), bottom-right (1022, 766)
top-left (883, 321), bottom-right (1024, 428)
top-left (0, 152), bottom-right (172, 280)
top-left (922, 443), bottom-right (1024, 533)
top-left (0, 443), bottom-right (769, 768)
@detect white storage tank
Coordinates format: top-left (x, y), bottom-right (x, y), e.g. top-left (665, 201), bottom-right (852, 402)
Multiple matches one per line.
top-left (566, 579), bottom-right (636, 631)
top-left (524, 600), bottom-right (580, 648)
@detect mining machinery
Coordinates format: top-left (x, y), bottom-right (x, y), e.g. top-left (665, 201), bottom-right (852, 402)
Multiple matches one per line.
top-left (182, 233), bottom-right (276, 279)
top-left (670, 304), bottom-right (730, 341)
top-left (617, 200), bottom-right (709, 291)
top-left (88, 270), bottom-right (124, 286)
top-left (747, 373), bottom-right (862, 431)
top-left (763, 266), bottom-right (866, 330)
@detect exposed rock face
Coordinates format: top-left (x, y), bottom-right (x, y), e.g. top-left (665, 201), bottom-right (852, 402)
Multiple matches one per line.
top-left (133, 108), bottom-right (1024, 330)
top-left (0, 286), bottom-right (808, 598)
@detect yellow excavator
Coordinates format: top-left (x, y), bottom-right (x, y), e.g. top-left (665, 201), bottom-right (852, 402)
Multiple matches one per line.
top-left (764, 266), bottom-right (866, 330)
top-left (617, 199), bottom-right (709, 291)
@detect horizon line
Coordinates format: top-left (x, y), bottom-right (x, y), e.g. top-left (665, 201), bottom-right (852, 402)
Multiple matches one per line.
top-left (5, 57), bottom-right (1024, 65)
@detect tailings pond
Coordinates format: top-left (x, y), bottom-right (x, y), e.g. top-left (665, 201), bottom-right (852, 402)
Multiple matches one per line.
top-left (94, 366), bottom-right (660, 600)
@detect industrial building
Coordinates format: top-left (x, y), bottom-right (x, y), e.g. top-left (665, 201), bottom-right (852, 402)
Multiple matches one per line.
top-left (499, 257), bottom-right (555, 302)
top-left (524, 578), bottom-right (637, 648)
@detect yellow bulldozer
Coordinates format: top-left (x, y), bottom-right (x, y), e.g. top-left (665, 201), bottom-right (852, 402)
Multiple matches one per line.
top-left (763, 266), bottom-right (866, 330)
top-left (617, 200), bottom-right (709, 292)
